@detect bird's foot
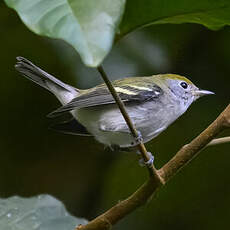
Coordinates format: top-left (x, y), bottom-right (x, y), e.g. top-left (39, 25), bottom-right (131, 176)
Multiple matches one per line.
top-left (135, 131), bottom-right (143, 145)
top-left (139, 152), bottom-right (154, 168)
top-left (107, 144), bottom-right (121, 151)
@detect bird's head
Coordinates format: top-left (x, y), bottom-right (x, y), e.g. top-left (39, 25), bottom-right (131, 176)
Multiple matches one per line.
top-left (155, 74), bottom-right (214, 111)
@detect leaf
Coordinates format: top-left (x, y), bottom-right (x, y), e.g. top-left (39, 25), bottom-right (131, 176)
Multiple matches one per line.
top-left (0, 195), bottom-right (87, 230)
top-left (4, 0), bottom-right (125, 67)
top-left (119, 0), bottom-right (230, 37)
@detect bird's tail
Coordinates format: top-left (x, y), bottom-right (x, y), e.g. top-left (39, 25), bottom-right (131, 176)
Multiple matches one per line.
top-left (15, 57), bottom-right (78, 104)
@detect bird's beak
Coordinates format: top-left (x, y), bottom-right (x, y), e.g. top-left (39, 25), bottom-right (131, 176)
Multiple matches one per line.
top-left (193, 89), bottom-right (215, 97)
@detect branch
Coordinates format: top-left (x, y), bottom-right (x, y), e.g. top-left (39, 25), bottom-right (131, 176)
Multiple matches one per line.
top-left (206, 136), bottom-right (230, 146)
top-left (76, 104), bottom-right (230, 230)
top-left (97, 65), bottom-right (163, 183)
top-left (158, 105), bottom-right (230, 181)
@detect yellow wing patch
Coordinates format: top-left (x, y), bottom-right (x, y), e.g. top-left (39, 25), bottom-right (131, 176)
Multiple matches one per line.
top-left (114, 87), bottom-right (137, 95)
top-left (127, 85), bottom-right (153, 91)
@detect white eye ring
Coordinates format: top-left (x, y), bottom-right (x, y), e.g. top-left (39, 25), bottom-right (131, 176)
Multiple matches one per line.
top-left (180, 82), bottom-right (188, 89)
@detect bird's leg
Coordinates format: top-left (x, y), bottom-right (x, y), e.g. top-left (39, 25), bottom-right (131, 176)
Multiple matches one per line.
top-left (136, 150), bottom-right (155, 168)
top-left (133, 131), bottom-right (154, 167)
top-left (107, 144), bottom-right (121, 151)
top-left (108, 144), bottom-right (135, 152)
top-left (134, 130), bottom-right (144, 144)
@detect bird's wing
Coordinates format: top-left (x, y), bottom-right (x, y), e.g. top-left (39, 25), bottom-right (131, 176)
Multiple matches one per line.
top-left (48, 79), bottom-right (163, 117)
top-left (49, 118), bottom-right (92, 136)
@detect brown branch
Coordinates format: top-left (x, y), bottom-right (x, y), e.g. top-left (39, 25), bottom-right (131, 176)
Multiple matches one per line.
top-left (76, 104), bottom-right (230, 230)
top-left (206, 136), bottom-right (230, 146)
top-left (77, 178), bottom-right (161, 230)
top-left (97, 65), bottom-right (163, 183)
top-left (182, 136), bottom-right (230, 150)
top-left (158, 105), bottom-right (230, 181)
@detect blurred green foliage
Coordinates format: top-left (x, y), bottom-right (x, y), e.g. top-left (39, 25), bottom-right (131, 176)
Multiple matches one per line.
top-left (5, 0), bottom-right (125, 67)
top-left (1, 1), bottom-right (230, 230)
top-left (121, 0), bottom-right (230, 35)
top-left (5, 0), bottom-right (230, 66)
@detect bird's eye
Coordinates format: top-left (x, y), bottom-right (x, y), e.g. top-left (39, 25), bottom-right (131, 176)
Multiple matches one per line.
top-left (180, 82), bottom-right (188, 89)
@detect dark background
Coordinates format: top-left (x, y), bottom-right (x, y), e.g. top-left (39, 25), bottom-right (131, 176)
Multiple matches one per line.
top-left (1, 2), bottom-right (230, 229)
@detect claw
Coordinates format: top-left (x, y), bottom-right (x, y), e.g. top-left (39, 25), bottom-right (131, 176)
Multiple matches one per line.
top-left (135, 131), bottom-right (143, 144)
top-left (139, 152), bottom-right (154, 168)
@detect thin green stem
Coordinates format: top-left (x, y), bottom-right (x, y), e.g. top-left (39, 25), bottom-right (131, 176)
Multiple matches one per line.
top-left (97, 65), bottom-right (163, 183)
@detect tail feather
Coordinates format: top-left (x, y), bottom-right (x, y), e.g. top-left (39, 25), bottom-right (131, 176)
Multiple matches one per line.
top-left (15, 57), bottom-right (78, 104)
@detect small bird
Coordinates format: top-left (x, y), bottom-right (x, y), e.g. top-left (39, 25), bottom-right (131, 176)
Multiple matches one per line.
top-left (15, 57), bottom-right (214, 149)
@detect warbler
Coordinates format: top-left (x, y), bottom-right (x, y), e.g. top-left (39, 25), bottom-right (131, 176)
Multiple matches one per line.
top-left (15, 57), bottom-right (214, 149)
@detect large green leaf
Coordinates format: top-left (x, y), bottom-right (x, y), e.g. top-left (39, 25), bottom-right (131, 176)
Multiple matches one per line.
top-left (5, 0), bottom-right (125, 67)
top-left (5, 0), bottom-right (230, 67)
top-left (119, 0), bottom-right (230, 37)
top-left (0, 195), bottom-right (87, 230)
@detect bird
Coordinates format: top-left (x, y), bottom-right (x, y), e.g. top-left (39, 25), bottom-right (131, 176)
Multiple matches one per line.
top-left (15, 57), bottom-right (214, 150)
